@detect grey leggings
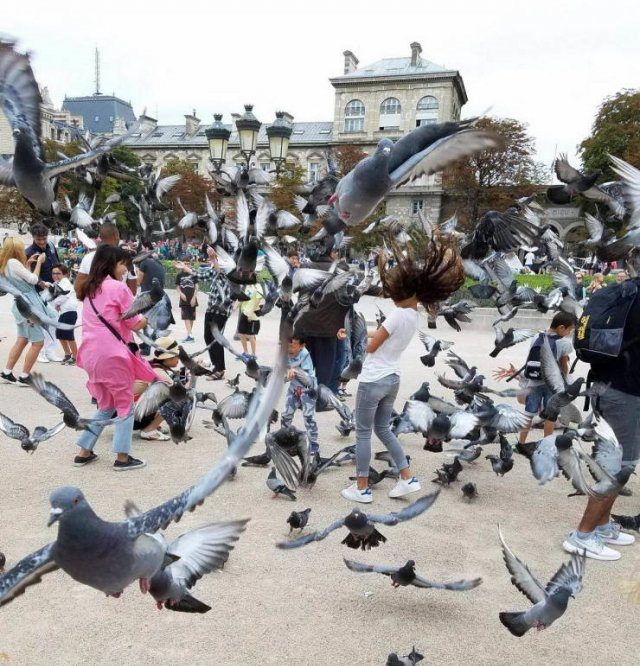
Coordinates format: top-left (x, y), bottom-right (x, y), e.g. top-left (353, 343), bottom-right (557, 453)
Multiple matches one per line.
top-left (355, 374), bottom-right (409, 478)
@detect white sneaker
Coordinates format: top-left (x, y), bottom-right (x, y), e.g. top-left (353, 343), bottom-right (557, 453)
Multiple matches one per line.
top-left (597, 522), bottom-right (636, 546)
top-left (37, 354), bottom-right (50, 364)
top-left (340, 483), bottom-right (373, 504)
top-left (563, 530), bottom-right (621, 561)
top-left (46, 354), bottom-right (65, 363)
top-left (389, 477), bottom-right (421, 499)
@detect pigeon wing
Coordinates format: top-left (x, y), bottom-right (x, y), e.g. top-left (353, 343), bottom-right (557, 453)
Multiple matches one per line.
top-left (134, 381), bottom-right (171, 420)
top-left (539, 338), bottom-right (566, 393)
top-left (498, 526), bottom-right (546, 604)
top-left (126, 326), bottom-right (287, 538)
top-left (368, 491), bottom-right (440, 525)
top-left (266, 437), bottom-right (302, 489)
top-left (0, 543), bottom-right (59, 608)
top-left (448, 411), bottom-right (480, 439)
top-left (32, 421), bottom-right (66, 444)
top-left (556, 444), bottom-right (599, 497)
top-left (262, 245), bottom-right (290, 285)
top-left (389, 129), bottom-right (501, 187)
top-left (489, 404), bottom-right (530, 432)
top-left (417, 331), bottom-right (436, 352)
top-left (165, 519), bottom-right (249, 589)
top-left (545, 551), bottom-right (585, 597)
top-left (405, 400), bottom-right (437, 434)
top-left (412, 575), bottom-right (483, 591)
top-left (554, 155), bottom-right (582, 184)
top-left (29, 373), bottom-right (79, 420)
top-left (343, 558), bottom-right (398, 576)
top-left (0, 412), bottom-right (29, 442)
top-left (217, 391), bottom-right (249, 420)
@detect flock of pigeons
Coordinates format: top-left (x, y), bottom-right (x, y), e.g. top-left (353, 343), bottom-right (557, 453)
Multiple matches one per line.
top-left (2, 37), bottom-right (640, 663)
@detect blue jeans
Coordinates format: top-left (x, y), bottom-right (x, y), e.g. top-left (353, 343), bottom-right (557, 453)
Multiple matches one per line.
top-left (76, 408), bottom-right (134, 455)
top-left (355, 374), bottom-right (409, 477)
top-left (329, 338), bottom-right (347, 393)
top-left (524, 384), bottom-right (553, 417)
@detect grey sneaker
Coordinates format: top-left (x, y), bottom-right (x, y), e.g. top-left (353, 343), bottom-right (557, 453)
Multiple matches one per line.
top-left (562, 530), bottom-right (621, 561)
top-left (596, 521), bottom-right (636, 546)
top-left (113, 455), bottom-right (146, 472)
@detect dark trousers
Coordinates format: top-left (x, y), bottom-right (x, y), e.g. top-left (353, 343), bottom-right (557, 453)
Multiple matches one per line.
top-left (204, 311), bottom-right (229, 372)
top-left (305, 336), bottom-right (337, 387)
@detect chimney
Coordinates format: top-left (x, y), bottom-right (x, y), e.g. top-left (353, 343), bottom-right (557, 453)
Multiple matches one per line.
top-left (343, 50), bottom-right (359, 75)
top-left (184, 109), bottom-right (200, 137)
top-left (280, 111), bottom-right (294, 125)
top-left (410, 41), bottom-right (422, 66)
top-left (139, 114), bottom-right (158, 134)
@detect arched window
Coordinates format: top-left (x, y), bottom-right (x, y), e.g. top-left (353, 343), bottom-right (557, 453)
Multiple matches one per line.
top-left (379, 97), bottom-right (401, 130)
top-left (344, 99), bottom-right (365, 133)
top-left (380, 98), bottom-right (401, 115)
top-left (416, 96), bottom-right (439, 127)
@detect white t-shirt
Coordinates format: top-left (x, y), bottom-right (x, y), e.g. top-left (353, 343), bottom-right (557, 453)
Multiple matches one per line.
top-left (524, 251), bottom-right (535, 266)
top-left (78, 250), bottom-right (95, 275)
top-left (359, 306), bottom-right (418, 383)
top-left (50, 277), bottom-right (78, 313)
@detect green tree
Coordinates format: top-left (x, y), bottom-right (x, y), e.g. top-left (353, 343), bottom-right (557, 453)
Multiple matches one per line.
top-left (441, 117), bottom-right (549, 228)
top-left (269, 164), bottom-right (306, 216)
top-left (579, 89), bottom-right (640, 181)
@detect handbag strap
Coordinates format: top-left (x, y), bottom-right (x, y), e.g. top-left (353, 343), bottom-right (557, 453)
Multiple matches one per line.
top-left (87, 296), bottom-right (129, 348)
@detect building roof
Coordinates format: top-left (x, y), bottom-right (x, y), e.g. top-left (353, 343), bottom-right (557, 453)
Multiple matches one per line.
top-left (61, 94), bottom-right (136, 134)
top-left (332, 56), bottom-right (455, 81)
top-left (124, 121), bottom-right (333, 148)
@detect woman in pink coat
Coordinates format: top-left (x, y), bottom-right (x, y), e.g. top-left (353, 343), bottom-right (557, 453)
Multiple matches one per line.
top-left (75, 245), bottom-right (157, 471)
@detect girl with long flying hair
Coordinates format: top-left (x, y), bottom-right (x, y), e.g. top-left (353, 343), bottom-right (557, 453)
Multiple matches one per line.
top-left (75, 244), bottom-right (157, 471)
top-left (341, 238), bottom-right (464, 503)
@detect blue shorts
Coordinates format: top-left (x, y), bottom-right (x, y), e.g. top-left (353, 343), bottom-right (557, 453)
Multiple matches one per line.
top-left (524, 384), bottom-right (553, 417)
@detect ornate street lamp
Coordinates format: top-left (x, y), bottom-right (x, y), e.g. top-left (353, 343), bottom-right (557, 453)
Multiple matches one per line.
top-left (205, 114), bottom-right (231, 172)
top-left (266, 111), bottom-right (293, 174)
top-left (235, 104), bottom-right (261, 165)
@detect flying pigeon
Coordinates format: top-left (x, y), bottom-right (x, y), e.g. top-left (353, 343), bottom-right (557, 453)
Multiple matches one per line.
top-left (0, 412), bottom-right (65, 453)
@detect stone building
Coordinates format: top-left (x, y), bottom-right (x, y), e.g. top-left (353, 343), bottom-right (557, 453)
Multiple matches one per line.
top-left (123, 42), bottom-right (467, 224)
top-left (0, 86), bottom-right (84, 157)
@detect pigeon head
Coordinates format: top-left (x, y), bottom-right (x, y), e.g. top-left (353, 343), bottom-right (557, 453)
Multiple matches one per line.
top-left (48, 487), bottom-right (87, 526)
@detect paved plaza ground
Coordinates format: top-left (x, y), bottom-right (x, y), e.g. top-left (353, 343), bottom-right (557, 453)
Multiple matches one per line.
top-left (0, 287), bottom-right (639, 665)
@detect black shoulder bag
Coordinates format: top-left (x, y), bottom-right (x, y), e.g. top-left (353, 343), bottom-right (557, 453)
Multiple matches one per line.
top-left (87, 297), bottom-right (140, 354)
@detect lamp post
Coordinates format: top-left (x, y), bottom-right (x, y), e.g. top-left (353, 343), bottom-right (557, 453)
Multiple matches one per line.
top-left (205, 114), bottom-right (231, 172)
top-left (235, 104), bottom-right (261, 166)
top-left (266, 111), bottom-right (293, 175)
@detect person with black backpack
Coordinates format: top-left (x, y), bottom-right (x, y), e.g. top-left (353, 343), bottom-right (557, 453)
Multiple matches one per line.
top-left (493, 312), bottom-right (576, 455)
top-left (560, 273), bottom-right (640, 561)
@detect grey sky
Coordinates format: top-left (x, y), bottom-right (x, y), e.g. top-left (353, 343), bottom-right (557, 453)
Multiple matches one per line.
top-left (5, 0), bottom-right (638, 173)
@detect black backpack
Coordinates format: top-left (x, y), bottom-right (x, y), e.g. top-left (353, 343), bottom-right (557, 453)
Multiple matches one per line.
top-left (523, 332), bottom-right (558, 380)
top-left (574, 279), bottom-right (640, 363)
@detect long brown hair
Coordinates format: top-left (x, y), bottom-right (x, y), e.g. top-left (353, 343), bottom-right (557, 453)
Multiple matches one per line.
top-left (76, 244), bottom-right (128, 300)
top-left (0, 237), bottom-right (28, 275)
top-left (378, 236), bottom-right (464, 310)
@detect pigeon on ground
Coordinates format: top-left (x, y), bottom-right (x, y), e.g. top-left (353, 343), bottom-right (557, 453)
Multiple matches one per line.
top-left (267, 468), bottom-right (297, 501)
top-left (287, 508), bottom-right (311, 534)
top-left (349, 466), bottom-right (393, 487)
top-left (0, 412), bottom-right (65, 453)
top-left (0, 550), bottom-right (4, 574)
top-left (226, 373), bottom-right (241, 389)
top-left (461, 482), bottom-right (478, 500)
top-left (330, 119), bottom-right (500, 226)
top-left (28, 374), bottom-right (122, 432)
top-left (611, 512), bottom-right (640, 532)
top-left (276, 492), bottom-right (440, 551)
top-left (432, 457), bottom-right (463, 486)
top-left (344, 558), bottom-right (481, 591)
top-left (386, 647), bottom-right (424, 665)
top-left (498, 526), bottom-right (585, 636)
top-left (0, 325), bottom-right (287, 608)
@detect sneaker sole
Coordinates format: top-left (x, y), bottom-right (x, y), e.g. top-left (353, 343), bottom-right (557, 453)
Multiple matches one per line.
top-left (601, 535), bottom-right (636, 546)
top-left (113, 462), bottom-right (147, 472)
top-left (389, 485), bottom-right (422, 499)
top-left (74, 457), bottom-right (99, 467)
top-left (562, 539), bottom-right (621, 561)
top-left (340, 490), bottom-right (372, 504)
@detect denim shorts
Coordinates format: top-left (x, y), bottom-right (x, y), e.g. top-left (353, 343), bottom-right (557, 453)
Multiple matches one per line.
top-left (597, 387), bottom-right (640, 466)
top-left (524, 384), bottom-right (553, 416)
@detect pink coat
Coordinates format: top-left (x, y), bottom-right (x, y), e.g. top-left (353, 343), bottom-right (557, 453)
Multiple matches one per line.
top-left (77, 276), bottom-right (157, 417)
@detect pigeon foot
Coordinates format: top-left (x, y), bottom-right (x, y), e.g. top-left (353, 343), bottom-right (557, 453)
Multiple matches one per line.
top-left (139, 577), bottom-right (151, 594)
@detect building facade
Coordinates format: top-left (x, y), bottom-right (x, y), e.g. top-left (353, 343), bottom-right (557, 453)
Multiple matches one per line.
top-left (123, 42), bottom-right (467, 225)
top-left (61, 94), bottom-right (136, 136)
top-left (0, 86), bottom-right (84, 157)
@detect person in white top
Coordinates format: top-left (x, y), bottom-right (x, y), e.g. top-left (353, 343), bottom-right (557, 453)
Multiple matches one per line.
top-left (49, 263), bottom-right (79, 365)
top-left (341, 240), bottom-right (465, 504)
top-left (0, 237), bottom-right (51, 384)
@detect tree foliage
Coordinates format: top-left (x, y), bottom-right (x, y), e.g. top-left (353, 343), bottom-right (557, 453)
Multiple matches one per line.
top-left (441, 117), bottom-right (549, 228)
top-left (269, 164), bottom-right (306, 217)
top-left (579, 89), bottom-right (640, 181)
top-left (334, 144), bottom-right (368, 175)
top-left (161, 159), bottom-right (217, 217)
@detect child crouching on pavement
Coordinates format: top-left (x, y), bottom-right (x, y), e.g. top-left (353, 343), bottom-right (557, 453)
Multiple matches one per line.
top-left (281, 335), bottom-right (320, 457)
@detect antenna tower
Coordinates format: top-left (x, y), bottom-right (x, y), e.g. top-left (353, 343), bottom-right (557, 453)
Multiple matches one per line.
top-left (94, 48), bottom-right (101, 95)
